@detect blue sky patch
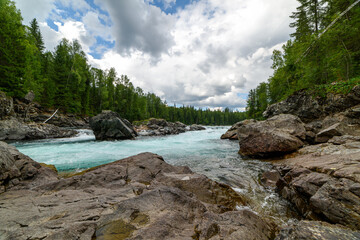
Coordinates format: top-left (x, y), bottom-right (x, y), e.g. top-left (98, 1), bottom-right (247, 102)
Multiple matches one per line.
top-left (151, 0), bottom-right (198, 14)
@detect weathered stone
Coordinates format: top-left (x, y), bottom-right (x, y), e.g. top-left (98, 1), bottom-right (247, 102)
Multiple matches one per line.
top-left (261, 170), bottom-right (281, 188)
top-left (136, 118), bottom-right (191, 136)
top-left (275, 220), bottom-right (360, 240)
top-left (237, 114), bottom-right (305, 158)
top-left (315, 123), bottom-right (342, 143)
top-left (0, 152), bottom-right (275, 240)
top-left (239, 131), bottom-right (304, 158)
top-left (263, 90), bottom-right (323, 123)
top-left (0, 91), bottom-right (14, 120)
top-left (0, 141), bottom-right (58, 192)
top-left (264, 86), bottom-right (360, 123)
top-left (0, 118), bottom-right (77, 140)
top-left (189, 124), bottom-right (206, 131)
top-left (24, 91), bottom-right (35, 103)
top-left (273, 152), bottom-right (360, 230)
top-left (89, 110), bottom-right (137, 140)
top-left (221, 119), bottom-right (256, 140)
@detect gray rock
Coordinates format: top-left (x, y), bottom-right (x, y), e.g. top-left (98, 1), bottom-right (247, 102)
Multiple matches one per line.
top-left (189, 124), bottom-right (206, 131)
top-left (274, 152), bottom-right (360, 230)
top-left (221, 119), bottom-right (256, 140)
top-left (275, 220), bottom-right (360, 240)
top-left (264, 86), bottom-right (360, 123)
top-left (0, 118), bottom-right (77, 140)
top-left (0, 91), bottom-right (14, 120)
top-left (136, 118), bottom-right (188, 136)
top-left (0, 152), bottom-right (275, 240)
top-left (89, 110), bottom-right (137, 140)
top-left (237, 114), bottom-right (305, 158)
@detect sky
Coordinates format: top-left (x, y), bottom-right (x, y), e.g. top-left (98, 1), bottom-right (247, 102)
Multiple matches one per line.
top-left (14, 0), bottom-right (299, 110)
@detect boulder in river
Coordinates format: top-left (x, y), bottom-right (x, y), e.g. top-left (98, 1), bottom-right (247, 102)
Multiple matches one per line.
top-left (89, 110), bottom-right (137, 140)
top-left (135, 118), bottom-right (197, 136)
top-left (237, 114), bottom-right (306, 158)
top-left (221, 119), bottom-right (256, 140)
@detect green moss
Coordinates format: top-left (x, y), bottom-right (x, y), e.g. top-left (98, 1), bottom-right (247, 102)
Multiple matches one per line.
top-left (94, 219), bottom-right (136, 240)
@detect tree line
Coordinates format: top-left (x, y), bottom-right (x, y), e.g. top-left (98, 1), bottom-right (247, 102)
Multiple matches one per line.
top-left (0, 0), bottom-right (246, 125)
top-left (246, 0), bottom-right (360, 119)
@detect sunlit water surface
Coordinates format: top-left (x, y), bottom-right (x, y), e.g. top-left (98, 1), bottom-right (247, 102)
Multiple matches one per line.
top-left (13, 126), bottom-right (297, 225)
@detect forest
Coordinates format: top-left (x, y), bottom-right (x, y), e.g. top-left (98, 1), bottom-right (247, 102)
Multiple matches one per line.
top-left (0, 0), bottom-right (246, 125)
top-left (246, 0), bottom-right (360, 119)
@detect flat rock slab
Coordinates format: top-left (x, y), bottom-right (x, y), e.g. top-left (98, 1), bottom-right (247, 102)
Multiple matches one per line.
top-left (272, 152), bottom-right (360, 230)
top-left (0, 151), bottom-right (275, 240)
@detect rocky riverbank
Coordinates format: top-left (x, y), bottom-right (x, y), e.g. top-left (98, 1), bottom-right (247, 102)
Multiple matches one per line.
top-left (134, 118), bottom-right (206, 136)
top-left (222, 85), bottom-right (360, 237)
top-left (0, 141), bottom-right (276, 240)
top-left (0, 91), bottom-right (87, 141)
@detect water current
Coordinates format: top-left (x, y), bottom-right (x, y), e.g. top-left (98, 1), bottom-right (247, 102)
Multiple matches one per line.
top-left (12, 126), bottom-right (297, 225)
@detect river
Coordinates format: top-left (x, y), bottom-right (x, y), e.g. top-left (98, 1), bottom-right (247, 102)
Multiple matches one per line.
top-left (12, 126), bottom-right (297, 226)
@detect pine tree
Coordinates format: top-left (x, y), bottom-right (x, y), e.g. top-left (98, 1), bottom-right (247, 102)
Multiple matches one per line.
top-left (0, 0), bottom-right (27, 97)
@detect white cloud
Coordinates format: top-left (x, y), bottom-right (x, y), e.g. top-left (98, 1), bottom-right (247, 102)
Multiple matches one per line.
top-left (14, 0), bottom-right (299, 109)
top-left (14, 0), bottom-right (55, 24)
top-left (92, 0), bottom-right (298, 109)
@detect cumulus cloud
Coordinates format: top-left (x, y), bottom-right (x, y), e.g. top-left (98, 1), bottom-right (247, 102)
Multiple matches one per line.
top-left (92, 0), bottom-right (298, 109)
top-left (14, 0), bottom-right (55, 23)
top-left (99, 0), bottom-right (175, 58)
top-left (14, 0), bottom-right (299, 109)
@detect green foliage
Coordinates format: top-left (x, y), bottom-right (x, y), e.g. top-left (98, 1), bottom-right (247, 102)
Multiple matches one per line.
top-left (312, 77), bottom-right (360, 97)
top-left (247, 0), bottom-right (360, 118)
top-left (0, 0), bottom-right (27, 97)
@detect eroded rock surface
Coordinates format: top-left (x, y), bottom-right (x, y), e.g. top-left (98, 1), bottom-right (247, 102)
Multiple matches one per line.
top-left (89, 110), bottom-right (137, 140)
top-left (275, 220), bottom-right (360, 240)
top-left (270, 151), bottom-right (360, 230)
top-left (0, 117), bottom-right (77, 140)
top-left (237, 114), bottom-right (306, 158)
top-left (263, 85), bottom-right (360, 123)
top-left (0, 149), bottom-right (275, 240)
top-left (220, 119), bottom-right (256, 140)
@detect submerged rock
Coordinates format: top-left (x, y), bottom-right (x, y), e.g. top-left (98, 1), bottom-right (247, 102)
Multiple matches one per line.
top-left (237, 114), bottom-right (306, 158)
top-left (89, 110), bottom-right (137, 140)
top-left (0, 150), bottom-right (275, 240)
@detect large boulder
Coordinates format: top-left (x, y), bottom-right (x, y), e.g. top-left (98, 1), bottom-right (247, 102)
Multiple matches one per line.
top-left (89, 110), bottom-right (137, 140)
top-left (237, 114), bottom-right (306, 158)
top-left (0, 141), bottom-right (58, 193)
top-left (221, 119), bottom-right (256, 140)
top-left (0, 152), bottom-right (276, 240)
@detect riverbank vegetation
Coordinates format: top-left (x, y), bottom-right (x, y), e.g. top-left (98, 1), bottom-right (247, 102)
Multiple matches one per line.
top-left (0, 0), bottom-right (246, 125)
top-left (246, 0), bottom-right (360, 119)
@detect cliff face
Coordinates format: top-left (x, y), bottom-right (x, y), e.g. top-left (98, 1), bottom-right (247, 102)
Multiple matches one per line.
top-left (263, 86), bottom-right (360, 123)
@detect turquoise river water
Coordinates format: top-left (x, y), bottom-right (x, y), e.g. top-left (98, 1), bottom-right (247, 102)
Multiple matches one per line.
top-left (12, 126), bottom-right (297, 225)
